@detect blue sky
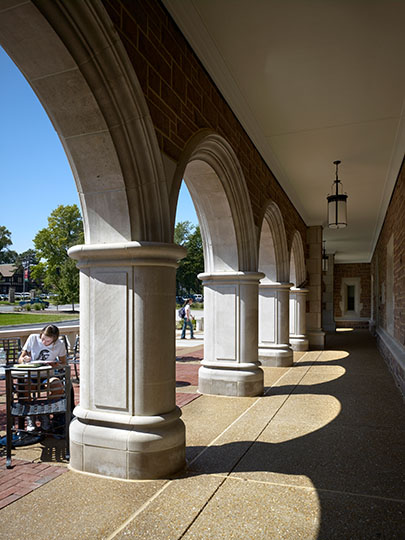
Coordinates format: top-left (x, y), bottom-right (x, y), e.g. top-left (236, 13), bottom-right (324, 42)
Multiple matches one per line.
top-left (0, 46), bottom-right (197, 255)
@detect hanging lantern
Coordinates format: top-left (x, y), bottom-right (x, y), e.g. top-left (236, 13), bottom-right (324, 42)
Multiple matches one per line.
top-left (322, 241), bottom-right (328, 272)
top-left (327, 160), bottom-right (348, 228)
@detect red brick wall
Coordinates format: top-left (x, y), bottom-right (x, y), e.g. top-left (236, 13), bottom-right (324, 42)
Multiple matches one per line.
top-left (371, 159), bottom-right (405, 344)
top-left (371, 159), bottom-right (405, 396)
top-left (101, 0), bottom-right (307, 253)
top-left (334, 263), bottom-right (371, 318)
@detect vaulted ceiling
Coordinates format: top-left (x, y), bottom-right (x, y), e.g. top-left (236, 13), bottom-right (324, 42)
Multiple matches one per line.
top-left (163, 0), bottom-right (405, 262)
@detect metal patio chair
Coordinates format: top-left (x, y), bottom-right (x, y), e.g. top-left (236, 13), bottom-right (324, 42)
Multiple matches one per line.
top-left (5, 364), bottom-right (71, 468)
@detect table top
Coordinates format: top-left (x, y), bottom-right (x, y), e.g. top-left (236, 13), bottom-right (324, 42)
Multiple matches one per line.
top-left (8, 363), bottom-right (53, 372)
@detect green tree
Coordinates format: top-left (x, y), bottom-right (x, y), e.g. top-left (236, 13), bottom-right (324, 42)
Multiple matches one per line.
top-left (174, 220), bottom-right (194, 245)
top-left (15, 249), bottom-right (38, 268)
top-left (0, 225), bottom-right (17, 263)
top-left (33, 205), bottom-right (84, 310)
top-left (175, 221), bottom-right (204, 296)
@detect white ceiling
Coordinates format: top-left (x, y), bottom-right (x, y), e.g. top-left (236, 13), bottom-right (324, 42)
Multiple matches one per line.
top-left (163, 0), bottom-right (405, 262)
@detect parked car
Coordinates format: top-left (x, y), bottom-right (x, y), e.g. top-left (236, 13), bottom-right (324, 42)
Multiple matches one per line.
top-left (19, 297), bottom-right (50, 308)
top-left (193, 294), bottom-right (203, 302)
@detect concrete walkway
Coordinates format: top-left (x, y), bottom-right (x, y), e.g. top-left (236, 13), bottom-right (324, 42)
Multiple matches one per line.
top-left (0, 330), bottom-right (404, 539)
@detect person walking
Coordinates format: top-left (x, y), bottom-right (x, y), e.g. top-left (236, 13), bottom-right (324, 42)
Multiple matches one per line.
top-left (180, 298), bottom-right (195, 339)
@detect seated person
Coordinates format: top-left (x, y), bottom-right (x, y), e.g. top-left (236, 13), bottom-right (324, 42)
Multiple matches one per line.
top-left (18, 324), bottom-right (67, 431)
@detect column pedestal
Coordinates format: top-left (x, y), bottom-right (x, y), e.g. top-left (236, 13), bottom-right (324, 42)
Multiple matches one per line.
top-left (289, 288), bottom-right (309, 351)
top-left (68, 241), bottom-right (186, 480)
top-left (198, 272), bottom-right (264, 397)
top-left (259, 282), bottom-right (293, 366)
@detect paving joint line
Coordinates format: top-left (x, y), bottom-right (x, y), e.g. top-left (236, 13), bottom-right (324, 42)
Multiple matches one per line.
top-left (187, 350), bottom-right (317, 469)
top-left (215, 474), bottom-right (405, 504)
top-left (107, 350), bottom-right (321, 539)
top-left (106, 481), bottom-right (172, 540)
top-left (177, 351), bottom-right (322, 538)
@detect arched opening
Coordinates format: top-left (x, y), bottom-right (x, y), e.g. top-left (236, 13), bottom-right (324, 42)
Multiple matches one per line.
top-left (184, 159), bottom-right (238, 273)
top-left (257, 201), bottom-right (293, 366)
top-left (289, 230), bottom-right (309, 351)
top-left (0, 46), bottom-right (80, 256)
top-left (0, 1), bottom-right (171, 244)
top-left (171, 131), bottom-right (263, 397)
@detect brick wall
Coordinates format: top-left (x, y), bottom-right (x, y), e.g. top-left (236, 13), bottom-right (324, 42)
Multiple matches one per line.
top-left (372, 159), bottom-right (405, 344)
top-left (101, 0), bottom-right (307, 253)
top-left (371, 159), bottom-right (405, 396)
top-left (334, 263), bottom-right (371, 318)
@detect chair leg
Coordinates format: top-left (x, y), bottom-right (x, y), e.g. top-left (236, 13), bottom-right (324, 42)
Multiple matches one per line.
top-left (6, 414), bottom-right (13, 469)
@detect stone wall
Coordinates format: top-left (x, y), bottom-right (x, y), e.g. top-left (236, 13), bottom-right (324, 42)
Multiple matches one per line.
top-left (101, 0), bottom-right (307, 252)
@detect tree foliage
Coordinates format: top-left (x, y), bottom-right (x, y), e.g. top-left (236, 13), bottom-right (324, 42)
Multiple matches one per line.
top-left (175, 221), bottom-right (204, 295)
top-left (0, 225), bottom-right (17, 263)
top-left (32, 205), bottom-right (84, 308)
top-left (15, 249), bottom-right (38, 268)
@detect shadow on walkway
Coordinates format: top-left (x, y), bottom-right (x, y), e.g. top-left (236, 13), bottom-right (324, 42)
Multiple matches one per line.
top-left (0, 330), bottom-right (404, 539)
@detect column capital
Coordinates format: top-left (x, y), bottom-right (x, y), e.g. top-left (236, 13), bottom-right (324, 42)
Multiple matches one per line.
top-left (290, 287), bottom-right (309, 294)
top-left (198, 271), bottom-right (264, 284)
top-left (68, 241), bottom-right (186, 268)
top-left (259, 281), bottom-right (293, 290)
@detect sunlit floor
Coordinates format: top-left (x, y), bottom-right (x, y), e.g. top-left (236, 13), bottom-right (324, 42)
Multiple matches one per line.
top-left (0, 330), bottom-right (404, 539)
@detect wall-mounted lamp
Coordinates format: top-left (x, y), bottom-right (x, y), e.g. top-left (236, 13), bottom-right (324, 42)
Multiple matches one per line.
top-left (327, 160), bottom-right (348, 228)
top-left (322, 241), bottom-right (328, 272)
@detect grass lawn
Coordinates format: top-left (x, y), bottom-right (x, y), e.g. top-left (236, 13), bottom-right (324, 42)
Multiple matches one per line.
top-left (0, 313), bottom-right (78, 326)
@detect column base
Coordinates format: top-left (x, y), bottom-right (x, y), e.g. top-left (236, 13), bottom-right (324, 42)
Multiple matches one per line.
top-left (259, 346), bottom-right (294, 367)
top-left (290, 336), bottom-right (309, 351)
top-left (307, 329), bottom-right (326, 349)
top-left (198, 363), bottom-right (263, 397)
top-left (69, 406), bottom-right (185, 480)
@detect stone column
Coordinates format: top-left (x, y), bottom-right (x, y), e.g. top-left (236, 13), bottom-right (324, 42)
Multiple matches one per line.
top-left (68, 242), bottom-right (186, 480)
top-left (258, 282), bottom-right (293, 366)
top-left (289, 288), bottom-right (309, 351)
top-left (306, 226), bottom-right (325, 348)
top-left (198, 272), bottom-right (264, 397)
top-left (322, 253), bottom-right (336, 331)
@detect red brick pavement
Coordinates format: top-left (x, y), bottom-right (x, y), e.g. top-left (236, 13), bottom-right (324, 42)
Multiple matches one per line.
top-left (0, 348), bottom-right (203, 509)
top-left (0, 459), bottom-right (66, 509)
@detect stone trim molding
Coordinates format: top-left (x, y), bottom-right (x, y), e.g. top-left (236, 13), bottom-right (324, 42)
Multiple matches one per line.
top-left (68, 241), bottom-right (186, 267)
top-left (171, 131), bottom-right (258, 272)
top-left (0, 0), bottom-right (170, 243)
top-left (290, 230), bottom-right (307, 287)
top-left (259, 201), bottom-right (290, 283)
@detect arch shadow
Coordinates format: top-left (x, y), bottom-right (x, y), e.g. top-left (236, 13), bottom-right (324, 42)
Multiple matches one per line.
top-left (182, 331), bottom-right (405, 538)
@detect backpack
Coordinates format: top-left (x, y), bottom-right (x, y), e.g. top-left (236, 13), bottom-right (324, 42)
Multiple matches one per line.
top-left (178, 306), bottom-right (186, 318)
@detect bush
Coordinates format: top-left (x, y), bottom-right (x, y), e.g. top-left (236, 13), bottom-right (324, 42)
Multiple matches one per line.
top-left (26, 304), bottom-right (31, 312)
top-left (33, 303), bottom-right (41, 311)
top-left (176, 319), bottom-right (196, 330)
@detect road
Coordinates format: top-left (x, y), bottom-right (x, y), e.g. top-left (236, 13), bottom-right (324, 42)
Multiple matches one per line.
top-left (0, 304), bottom-right (203, 331)
top-left (0, 304), bottom-right (79, 313)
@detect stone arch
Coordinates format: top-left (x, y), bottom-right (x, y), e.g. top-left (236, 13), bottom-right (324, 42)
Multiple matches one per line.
top-left (290, 230), bottom-right (307, 287)
top-left (170, 131), bottom-right (257, 272)
top-left (258, 201), bottom-right (289, 283)
top-left (0, 0), bottom-right (170, 244)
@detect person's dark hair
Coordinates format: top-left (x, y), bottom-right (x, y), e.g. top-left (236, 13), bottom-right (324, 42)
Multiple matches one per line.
top-left (40, 324), bottom-right (60, 343)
